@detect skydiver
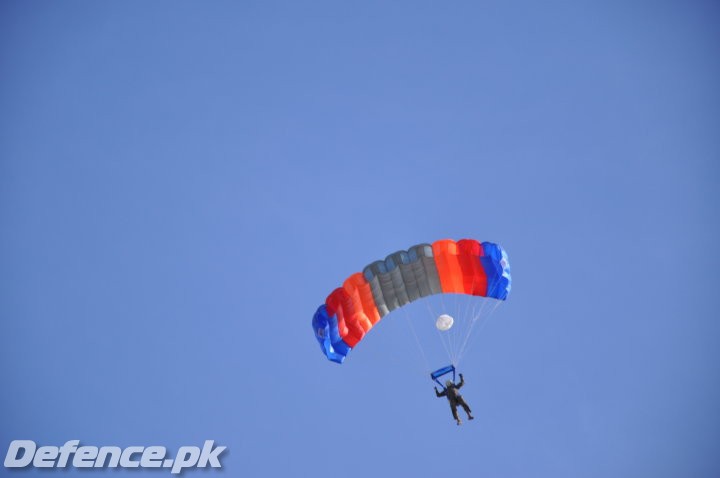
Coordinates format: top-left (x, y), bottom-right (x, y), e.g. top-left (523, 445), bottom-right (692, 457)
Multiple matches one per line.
top-left (434, 373), bottom-right (474, 425)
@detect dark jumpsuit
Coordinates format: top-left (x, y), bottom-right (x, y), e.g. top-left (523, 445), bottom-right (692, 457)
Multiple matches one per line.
top-left (435, 375), bottom-right (473, 421)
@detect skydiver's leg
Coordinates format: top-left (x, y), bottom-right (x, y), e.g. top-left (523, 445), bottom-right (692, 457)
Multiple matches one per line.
top-left (458, 397), bottom-right (474, 419)
top-left (450, 403), bottom-right (461, 425)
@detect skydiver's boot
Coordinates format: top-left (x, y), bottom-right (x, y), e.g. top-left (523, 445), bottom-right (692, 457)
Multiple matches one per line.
top-left (460, 400), bottom-right (473, 420)
top-left (456, 418), bottom-right (462, 426)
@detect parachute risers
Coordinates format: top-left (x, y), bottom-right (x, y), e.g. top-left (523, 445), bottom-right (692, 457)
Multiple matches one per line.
top-left (431, 365), bottom-right (456, 389)
top-left (311, 238), bottom-right (512, 364)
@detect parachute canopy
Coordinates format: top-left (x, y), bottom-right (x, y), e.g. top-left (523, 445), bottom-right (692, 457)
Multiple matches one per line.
top-left (312, 238), bottom-right (511, 364)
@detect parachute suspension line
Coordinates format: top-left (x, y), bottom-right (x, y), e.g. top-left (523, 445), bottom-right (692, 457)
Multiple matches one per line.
top-left (440, 295), bottom-right (457, 365)
top-left (401, 306), bottom-right (431, 374)
top-left (453, 296), bottom-right (485, 364)
top-left (445, 298), bottom-right (459, 365)
top-left (436, 300), bottom-right (456, 365)
top-left (452, 292), bottom-right (462, 364)
top-left (454, 272), bottom-right (481, 365)
top-left (438, 291), bottom-right (461, 365)
top-left (455, 298), bottom-right (490, 365)
top-left (456, 300), bottom-right (501, 364)
top-left (466, 279), bottom-right (498, 352)
top-left (455, 277), bottom-right (505, 364)
top-left (456, 296), bottom-right (481, 363)
top-left (445, 279), bottom-right (473, 367)
top-left (460, 294), bottom-right (495, 362)
top-left (425, 298), bottom-right (455, 366)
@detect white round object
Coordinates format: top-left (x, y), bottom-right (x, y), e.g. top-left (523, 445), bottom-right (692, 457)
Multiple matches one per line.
top-left (436, 314), bottom-right (454, 331)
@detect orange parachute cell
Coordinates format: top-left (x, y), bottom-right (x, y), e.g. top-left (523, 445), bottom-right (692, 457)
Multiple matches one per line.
top-left (343, 273), bottom-right (380, 325)
top-left (432, 239), bottom-right (465, 293)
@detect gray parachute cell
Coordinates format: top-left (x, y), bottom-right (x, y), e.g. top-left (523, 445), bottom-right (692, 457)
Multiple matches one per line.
top-left (385, 251), bottom-right (411, 307)
top-left (363, 261), bottom-right (391, 316)
top-left (408, 244), bottom-right (442, 296)
top-left (362, 243), bottom-right (442, 319)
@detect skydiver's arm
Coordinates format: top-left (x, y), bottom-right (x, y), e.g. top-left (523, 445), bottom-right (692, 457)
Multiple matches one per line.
top-left (457, 374), bottom-right (465, 389)
top-left (435, 387), bottom-right (446, 397)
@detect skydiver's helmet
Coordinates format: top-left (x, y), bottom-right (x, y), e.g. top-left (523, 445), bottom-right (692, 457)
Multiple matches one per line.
top-left (445, 380), bottom-right (453, 388)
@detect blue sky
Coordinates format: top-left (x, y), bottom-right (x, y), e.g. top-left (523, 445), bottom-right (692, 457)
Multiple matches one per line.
top-left (1, 1), bottom-right (719, 477)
